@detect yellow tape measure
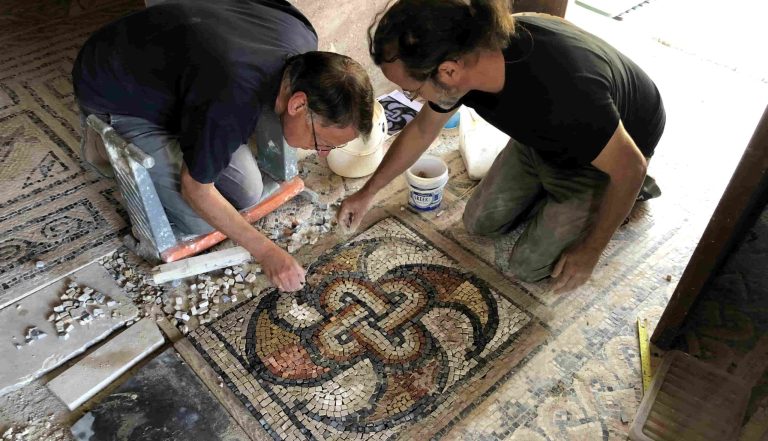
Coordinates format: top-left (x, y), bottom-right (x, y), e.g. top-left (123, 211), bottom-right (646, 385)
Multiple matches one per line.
top-left (637, 317), bottom-right (652, 394)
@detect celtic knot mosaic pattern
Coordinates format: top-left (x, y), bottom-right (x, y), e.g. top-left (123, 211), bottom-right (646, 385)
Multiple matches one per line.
top-left (190, 217), bottom-right (534, 440)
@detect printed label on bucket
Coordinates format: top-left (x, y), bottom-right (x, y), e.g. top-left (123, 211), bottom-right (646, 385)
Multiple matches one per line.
top-left (408, 188), bottom-right (443, 211)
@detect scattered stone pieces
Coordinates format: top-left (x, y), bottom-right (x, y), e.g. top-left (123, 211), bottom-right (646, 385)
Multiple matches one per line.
top-left (24, 327), bottom-right (47, 344)
top-left (20, 280), bottom-right (125, 344)
top-left (100, 250), bottom-right (166, 320)
top-left (1, 418), bottom-right (69, 441)
top-left (255, 200), bottom-right (338, 255)
top-left (158, 261), bottom-right (269, 334)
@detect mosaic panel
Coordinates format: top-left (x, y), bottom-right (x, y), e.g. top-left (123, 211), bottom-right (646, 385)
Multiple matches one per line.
top-left (0, 2), bottom-right (137, 306)
top-left (189, 217), bottom-right (535, 440)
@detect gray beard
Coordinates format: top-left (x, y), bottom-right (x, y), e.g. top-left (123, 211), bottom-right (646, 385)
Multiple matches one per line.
top-left (433, 96), bottom-right (460, 110)
top-left (431, 81), bottom-right (462, 110)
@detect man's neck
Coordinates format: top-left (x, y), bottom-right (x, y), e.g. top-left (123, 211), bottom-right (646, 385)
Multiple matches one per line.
top-left (464, 50), bottom-right (506, 94)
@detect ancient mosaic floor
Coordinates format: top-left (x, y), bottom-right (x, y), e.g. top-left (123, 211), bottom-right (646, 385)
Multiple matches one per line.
top-left (187, 217), bottom-right (546, 440)
top-left (0, 0), bottom-right (141, 307)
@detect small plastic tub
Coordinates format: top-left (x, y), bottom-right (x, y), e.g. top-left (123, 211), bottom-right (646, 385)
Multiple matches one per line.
top-left (405, 155), bottom-right (449, 211)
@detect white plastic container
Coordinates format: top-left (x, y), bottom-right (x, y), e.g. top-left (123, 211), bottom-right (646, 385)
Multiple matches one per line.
top-left (459, 106), bottom-right (509, 180)
top-left (405, 155), bottom-right (449, 211)
top-left (326, 101), bottom-right (388, 178)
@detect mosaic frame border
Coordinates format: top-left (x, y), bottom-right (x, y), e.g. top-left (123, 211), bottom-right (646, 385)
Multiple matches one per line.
top-left (187, 216), bottom-right (545, 440)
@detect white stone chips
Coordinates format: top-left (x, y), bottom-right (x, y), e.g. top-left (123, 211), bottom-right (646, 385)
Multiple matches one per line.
top-left (12, 281), bottom-right (123, 348)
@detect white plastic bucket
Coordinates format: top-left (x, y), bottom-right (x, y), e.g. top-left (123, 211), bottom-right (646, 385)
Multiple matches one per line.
top-left (405, 155), bottom-right (449, 211)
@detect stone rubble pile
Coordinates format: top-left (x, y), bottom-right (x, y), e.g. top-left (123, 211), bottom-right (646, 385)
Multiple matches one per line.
top-left (162, 264), bottom-right (262, 335)
top-left (100, 250), bottom-right (167, 320)
top-left (1, 418), bottom-right (68, 441)
top-left (13, 281), bottom-right (124, 349)
top-left (96, 198), bottom-right (338, 336)
top-left (101, 251), bottom-right (163, 299)
top-left (261, 203), bottom-right (338, 254)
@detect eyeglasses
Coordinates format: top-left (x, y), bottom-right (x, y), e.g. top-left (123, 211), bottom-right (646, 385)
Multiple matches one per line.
top-left (402, 81), bottom-right (426, 101)
top-left (309, 111), bottom-right (339, 153)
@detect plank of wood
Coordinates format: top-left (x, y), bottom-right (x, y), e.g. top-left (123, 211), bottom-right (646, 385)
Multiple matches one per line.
top-left (152, 246), bottom-right (252, 285)
top-left (47, 319), bottom-right (164, 410)
top-left (653, 106), bottom-right (768, 346)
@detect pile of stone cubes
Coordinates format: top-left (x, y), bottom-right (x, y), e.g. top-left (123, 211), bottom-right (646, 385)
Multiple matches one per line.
top-left (163, 265), bottom-right (261, 334)
top-left (262, 203), bottom-right (337, 254)
top-left (47, 281), bottom-right (120, 340)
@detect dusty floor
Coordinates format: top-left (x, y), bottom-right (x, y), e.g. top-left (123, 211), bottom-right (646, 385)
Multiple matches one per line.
top-left (1, 0), bottom-right (768, 440)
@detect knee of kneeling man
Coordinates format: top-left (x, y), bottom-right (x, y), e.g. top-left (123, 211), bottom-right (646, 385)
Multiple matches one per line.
top-left (238, 190), bottom-right (263, 210)
top-left (508, 256), bottom-right (552, 283)
top-left (229, 181), bottom-right (264, 210)
top-left (463, 211), bottom-right (491, 235)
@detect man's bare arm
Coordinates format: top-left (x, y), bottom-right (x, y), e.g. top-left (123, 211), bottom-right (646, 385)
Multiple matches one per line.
top-left (180, 165), bottom-right (305, 291)
top-left (339, 104), bottom-right (455, 230)
top-left (552, 121), bottom-right (647, 292)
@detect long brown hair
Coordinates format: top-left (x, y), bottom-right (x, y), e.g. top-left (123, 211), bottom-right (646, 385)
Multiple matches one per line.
top-left (369, 0), bottom-right (515, 80)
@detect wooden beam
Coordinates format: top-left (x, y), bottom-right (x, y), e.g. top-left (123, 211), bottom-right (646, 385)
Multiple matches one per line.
top-left (652, 105), bottom-right (768, 347)
top-left (152, 246), bottom-right (252, 285)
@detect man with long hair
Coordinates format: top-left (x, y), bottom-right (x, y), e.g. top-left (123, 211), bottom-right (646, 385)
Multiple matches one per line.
top-left (338, 0), bottom-right (665, 293)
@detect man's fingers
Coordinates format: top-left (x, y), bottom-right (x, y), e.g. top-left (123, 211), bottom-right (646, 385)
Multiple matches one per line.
top-left (337, 206), bottom-right (354, 229)
top-left (554, 278), bottom-right (571, 294)
top-left (552, 259), bottom-right (571, 291)
top-left (347, 212), bottom-right (356, 229)
top-left (558, 278), bottom-right (578, 294)
top-left (282, 273), bottom-right (298, 292)
top-left (552, 274), bottom-right (569, 292)
top-left (552, 254), bottom-right (566, 278)
top-left (338, 210), bottom-right (355, 234)
top-left (556, 274), bottom-right (586, 294)
top-left (287, 267), bottom-right (307, 292)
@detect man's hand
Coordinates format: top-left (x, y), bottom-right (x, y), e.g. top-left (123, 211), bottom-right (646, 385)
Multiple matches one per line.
top-left (337, 189), bottom-right (375, 233)
top-left (180, 165), bottom-right (306, 292)
top-left (549, 121), bottom-right (646, 294)
top-left (551, 241), bottom-right (603, 293)
top-left (257, 242), bottom-right (306, 292)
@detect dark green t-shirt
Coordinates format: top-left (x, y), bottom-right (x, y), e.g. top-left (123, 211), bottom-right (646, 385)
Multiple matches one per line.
top-left (430, 16), bottom-right (665, 166)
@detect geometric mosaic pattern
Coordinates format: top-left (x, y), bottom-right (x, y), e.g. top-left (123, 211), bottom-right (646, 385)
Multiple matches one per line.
top-left (0, 0), bottom-right (140, 306)
top-left (189, 217), bottom-right (535, 440)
